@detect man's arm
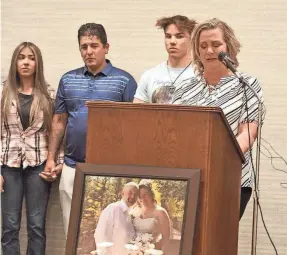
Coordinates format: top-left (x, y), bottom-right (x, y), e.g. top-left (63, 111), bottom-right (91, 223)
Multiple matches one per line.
top-left (41, 76), bottom-right (68, 181)
top-left (40, 113), bottom-right (68, 181)
top-left (48, 113), bottom-right (68, 161)
top-left (94, 205), bottom-right (114, 243)
top-left (123, 75), bottom-right (137, 102)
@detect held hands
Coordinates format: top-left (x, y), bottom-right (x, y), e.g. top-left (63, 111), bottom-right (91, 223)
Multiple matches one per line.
top-left (39, 159), bottom-right (63, 182)
top-left (0, 174), bottom-right (4, 192)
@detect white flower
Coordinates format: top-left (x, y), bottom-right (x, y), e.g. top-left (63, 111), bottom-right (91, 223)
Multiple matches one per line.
top-left (125, 244), bottom-right (136, 251)
top-left (135, 235), bottom-right (142, 242)
top-left (135, 242), bottom-right (143, 249)
top-left (130, 251), bottom-right (143, 255)
top-left (146, 243), bottom-right (155, 250)
top-left (144, 249), bottom-right (163, 255)
top-left (141, 233), bottom-right (153, 243)
top-left (129, 232), bottom-right (158, 253)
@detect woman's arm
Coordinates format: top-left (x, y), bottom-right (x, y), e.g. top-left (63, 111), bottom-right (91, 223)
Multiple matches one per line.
top-left (0, 175), bottom-right (4, 192)
top-left (157, 208), bottom-right (171, 252)
top-left (237, 76), bottom-right (265, 155)
top-left (236, 122), bottom-right (258, 154)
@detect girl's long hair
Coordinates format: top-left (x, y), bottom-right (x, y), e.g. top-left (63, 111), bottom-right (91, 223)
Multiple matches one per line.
top-left (1, 42), bottom-right (54, 132)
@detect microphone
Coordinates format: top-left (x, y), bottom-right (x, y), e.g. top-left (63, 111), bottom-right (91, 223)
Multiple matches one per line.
top-left (218, 52), bottom-right (241, 78)
top-left (218, 51), bottom-right (261, 101)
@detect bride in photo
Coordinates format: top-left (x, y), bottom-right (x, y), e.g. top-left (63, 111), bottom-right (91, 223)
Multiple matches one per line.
top-left (130, 179), bottom-right (171, 254)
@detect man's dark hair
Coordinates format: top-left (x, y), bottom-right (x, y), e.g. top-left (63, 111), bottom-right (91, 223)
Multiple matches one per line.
top-left (77, 23), bottom-right (108, 45)
top-left (156, 15), bottom-right (197, 35)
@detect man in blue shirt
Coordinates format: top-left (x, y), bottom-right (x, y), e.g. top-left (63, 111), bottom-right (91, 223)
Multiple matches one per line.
top-left (42, 23), bottom-right (137, 237)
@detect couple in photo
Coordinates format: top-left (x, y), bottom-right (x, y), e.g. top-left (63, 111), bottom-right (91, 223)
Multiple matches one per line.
top-left (94, 180), bottom-right (171, 255)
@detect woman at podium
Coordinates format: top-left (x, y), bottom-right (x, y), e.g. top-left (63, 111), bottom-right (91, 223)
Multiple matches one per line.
top-left (172, 18), bottom-right (265, 219)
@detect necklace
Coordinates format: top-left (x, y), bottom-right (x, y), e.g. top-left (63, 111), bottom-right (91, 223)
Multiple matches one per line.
top-left (166, 61), bottom-right (192, 86)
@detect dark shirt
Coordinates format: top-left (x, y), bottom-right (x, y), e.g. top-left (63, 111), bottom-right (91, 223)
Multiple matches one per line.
top-left (55, 60), bottom-right (137, 168)
top-left (18, 93), bottom-right (33, 130)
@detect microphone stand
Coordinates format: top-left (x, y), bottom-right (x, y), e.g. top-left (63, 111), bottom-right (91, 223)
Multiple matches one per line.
top-left (238, 76), bottom-right (263, 255)
top-left (218, 52), bottom-right (264, 254)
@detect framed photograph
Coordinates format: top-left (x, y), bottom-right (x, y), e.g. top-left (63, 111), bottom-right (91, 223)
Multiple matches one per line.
top-left (66, 163), bottom-right (200, 255)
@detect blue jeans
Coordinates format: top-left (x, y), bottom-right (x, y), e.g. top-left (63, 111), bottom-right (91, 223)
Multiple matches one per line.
top-left (1, 163), bottom-right (51, 255)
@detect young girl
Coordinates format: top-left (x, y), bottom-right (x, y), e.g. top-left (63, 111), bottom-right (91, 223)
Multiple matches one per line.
top-left (1, 42), bottom-right (62, 255)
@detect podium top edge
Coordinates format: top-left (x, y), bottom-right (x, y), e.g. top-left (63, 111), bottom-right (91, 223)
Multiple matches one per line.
top-left (85, 101), bottom-right (222, 113)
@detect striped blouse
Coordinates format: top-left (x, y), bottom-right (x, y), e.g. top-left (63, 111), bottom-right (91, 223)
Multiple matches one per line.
top-left (172, 74), bottom-right (265, 187)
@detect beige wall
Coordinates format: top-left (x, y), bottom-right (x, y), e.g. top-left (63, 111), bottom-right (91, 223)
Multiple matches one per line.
top-left (1, 0), bottom-right (287, 254)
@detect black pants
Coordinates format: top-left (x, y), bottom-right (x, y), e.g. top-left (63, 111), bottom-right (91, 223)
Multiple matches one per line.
top-left (240, 187), bottom-right (252, 220)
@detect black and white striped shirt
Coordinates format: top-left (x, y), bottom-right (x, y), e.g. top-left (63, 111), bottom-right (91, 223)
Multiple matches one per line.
top-left (172, 74), bottom-right (265, 187)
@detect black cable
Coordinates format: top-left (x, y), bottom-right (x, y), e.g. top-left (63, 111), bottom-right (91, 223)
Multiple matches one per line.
top-left (258, 103), bottom-right (287, 188)
top-left (242, 85), bottom-right (279, 255)
top-left (262, 138), bottom-right (287, 165)
top-left (260, 139), bottom-right (287, 188)
top-left (261, 143), bottom-right (287, 174)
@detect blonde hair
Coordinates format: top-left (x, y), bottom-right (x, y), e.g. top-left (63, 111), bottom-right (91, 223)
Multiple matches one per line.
top-left (191, 18), bottom-right (241, 75)
top-left (1, 42), bottom-right (54, 132)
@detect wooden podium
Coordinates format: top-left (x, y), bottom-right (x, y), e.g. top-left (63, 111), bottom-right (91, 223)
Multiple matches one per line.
top-left (85, 102), bottom-right (244, 255)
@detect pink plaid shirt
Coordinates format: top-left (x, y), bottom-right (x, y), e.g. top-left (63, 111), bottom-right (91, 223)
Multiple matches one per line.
top-left (1, 89), bottom-right (64, 168)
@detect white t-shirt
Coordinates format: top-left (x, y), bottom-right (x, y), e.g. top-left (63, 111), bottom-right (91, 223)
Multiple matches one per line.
top-left (134, 62), bottom-right (195, 103)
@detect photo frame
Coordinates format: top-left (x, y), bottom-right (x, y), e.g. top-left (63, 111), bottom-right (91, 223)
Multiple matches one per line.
top-left (66, 163), bottom-right (201, 255)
